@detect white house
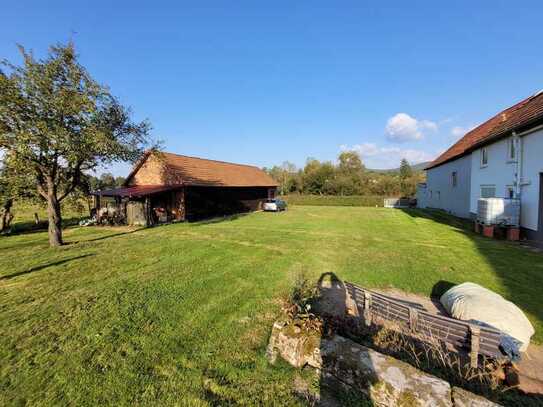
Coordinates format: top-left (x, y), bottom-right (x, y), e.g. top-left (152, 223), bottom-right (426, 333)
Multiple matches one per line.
top-left (419, 91), bottom-right (543, 243)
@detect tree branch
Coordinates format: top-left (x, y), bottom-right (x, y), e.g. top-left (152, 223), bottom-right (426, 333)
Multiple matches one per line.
top-left (58, 162), bottom-right (82, 201)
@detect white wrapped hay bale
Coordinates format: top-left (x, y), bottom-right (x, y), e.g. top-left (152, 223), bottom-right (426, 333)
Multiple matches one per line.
top-left (440, 282), bottom-right (534, 353)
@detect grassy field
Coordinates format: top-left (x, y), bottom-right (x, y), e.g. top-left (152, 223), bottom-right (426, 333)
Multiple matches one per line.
top-left (1, 206), bottom-right (542, 405)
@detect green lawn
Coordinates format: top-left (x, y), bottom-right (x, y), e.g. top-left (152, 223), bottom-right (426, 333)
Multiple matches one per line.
top-left (1, 206), bottom-right (542, 405)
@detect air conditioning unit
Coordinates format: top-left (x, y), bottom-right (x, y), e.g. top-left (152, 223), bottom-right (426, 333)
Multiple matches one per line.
top-left (477, 198), bottom-right (520, 227)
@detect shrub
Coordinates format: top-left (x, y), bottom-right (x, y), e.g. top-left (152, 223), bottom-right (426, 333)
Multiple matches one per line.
top-left (281, 195), bottom-right (387, 207)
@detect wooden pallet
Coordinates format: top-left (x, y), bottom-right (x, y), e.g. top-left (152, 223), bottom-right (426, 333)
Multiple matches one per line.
top-left (345, 282), bottom-right (506, 368)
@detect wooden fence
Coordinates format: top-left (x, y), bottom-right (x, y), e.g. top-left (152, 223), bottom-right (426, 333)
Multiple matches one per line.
top-left (345, 282), bottom-right (506, 368)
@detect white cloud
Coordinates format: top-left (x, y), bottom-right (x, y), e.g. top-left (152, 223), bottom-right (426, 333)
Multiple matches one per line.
top-left (341, 143), bottom-right (435, 169)
top-left (451, 126), bottom-right (466, 138)
top-left (385, 113), bottom-right (437, 142)
top-left (450, 125), bottom-right (476, 139)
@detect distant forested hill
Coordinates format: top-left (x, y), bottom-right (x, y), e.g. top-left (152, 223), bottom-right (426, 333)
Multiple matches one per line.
top-left (368, 161), bottom-right (430, 173)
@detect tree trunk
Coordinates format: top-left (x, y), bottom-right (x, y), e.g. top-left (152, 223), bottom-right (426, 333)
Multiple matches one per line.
top-left (1, 199), bottom-right (14, 232)
top-left (47, 194), bottom-right (63, 246)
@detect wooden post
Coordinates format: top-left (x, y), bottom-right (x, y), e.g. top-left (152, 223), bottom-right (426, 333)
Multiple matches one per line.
top-left (409, 308), bottom-right (419, 332)
top-left (364, 292), bottom-right (372, 327)
top-left (469, 325), bottom-right (481, 368)
top-left (145, 196), bottom-right (151, 226)
top-left (345, 285), bottom-right (359, 317)
top-left (180, 188), bottom-right (186, 221)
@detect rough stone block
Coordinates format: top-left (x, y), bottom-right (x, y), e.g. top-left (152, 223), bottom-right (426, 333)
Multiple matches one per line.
top-left (267, 321), bottom-right (503, 406)
top-left (452, 387), bottom-right (502, 406)
top-left (320, 335), bottom-right (453, 406)
top-left (266, 321), bottom-right (322, 368)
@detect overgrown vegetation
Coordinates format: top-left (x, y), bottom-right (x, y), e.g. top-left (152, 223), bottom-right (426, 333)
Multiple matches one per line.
top-left (369, 321), bottom-right (501, 397)
top-left (1, 206), bottom-right (542, 405)
top-left (281, 271), bottom-right (323, 334)
top-left (264, 151), bottom-right (425, 197)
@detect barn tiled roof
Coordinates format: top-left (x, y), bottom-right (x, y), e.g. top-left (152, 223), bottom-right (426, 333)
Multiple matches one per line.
top-left (126, 151), bottom-right (278, 188)
top-left (426, 91), bottom-right (543, 170)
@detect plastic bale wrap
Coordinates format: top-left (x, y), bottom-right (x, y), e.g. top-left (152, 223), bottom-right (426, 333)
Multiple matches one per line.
top-left (440, 282), bottom-right (534, 353)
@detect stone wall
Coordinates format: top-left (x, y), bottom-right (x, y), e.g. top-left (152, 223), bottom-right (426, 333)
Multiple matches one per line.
top-left (267, 321), bottom-right (502, 407)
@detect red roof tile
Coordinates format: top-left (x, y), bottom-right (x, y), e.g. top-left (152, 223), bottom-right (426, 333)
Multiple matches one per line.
top-left (426, 91), bottom-right (543, 170)
top-left (126, 151), bottom-right (278, 188)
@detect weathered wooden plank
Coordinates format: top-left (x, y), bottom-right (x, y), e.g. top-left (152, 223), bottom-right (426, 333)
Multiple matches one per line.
top-left (344, 282), bottom-right (505, 360)
top-left (470, 325), bottom-right (481, 368)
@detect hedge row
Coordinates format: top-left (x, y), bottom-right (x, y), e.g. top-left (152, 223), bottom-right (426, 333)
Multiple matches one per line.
top-left (280, 195), bottom-right (388, 207)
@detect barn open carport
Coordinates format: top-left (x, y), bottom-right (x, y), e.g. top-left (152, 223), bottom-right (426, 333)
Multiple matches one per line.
top-left (93, 184), bottom-right (184, 226)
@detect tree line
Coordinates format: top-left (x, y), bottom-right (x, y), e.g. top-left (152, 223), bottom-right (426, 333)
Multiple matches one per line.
top-left (264, 151), bottom-right (425, 197)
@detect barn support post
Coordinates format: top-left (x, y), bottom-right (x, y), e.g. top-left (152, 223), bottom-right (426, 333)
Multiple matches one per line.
top-left (144, 196), bottom-right (151, 226)
top-left (180, 187), bottom-right (186, 220)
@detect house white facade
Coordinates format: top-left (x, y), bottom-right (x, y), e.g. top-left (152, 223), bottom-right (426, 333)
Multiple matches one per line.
top-left (419, 92), bottom-right (543, 242)
top-left (469, 128), bottom-right (543, 233)
top-left (420, 155), bottom-right (472, 218)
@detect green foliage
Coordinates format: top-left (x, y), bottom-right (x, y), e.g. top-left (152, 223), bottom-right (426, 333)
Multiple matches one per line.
top-left (0, 42), bottom-right (151, 245)
top-left (283, 194), bottom-right (385, 207)
top-left (263, 161), bottom-right (300, 195)
top-left (399, 158), bottom-right (415, 196)
top-left (85, 172), bottom-right (126, 192)
top-left (399, 158), bottom-right (413, 179)
top-left (265, 151), bottom-right (425, 197)
top-left (302, 158), bottom-right (336, 194)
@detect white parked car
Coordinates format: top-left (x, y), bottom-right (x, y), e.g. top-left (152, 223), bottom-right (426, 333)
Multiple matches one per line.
top-left (263, 199), bottom-right (287, 212)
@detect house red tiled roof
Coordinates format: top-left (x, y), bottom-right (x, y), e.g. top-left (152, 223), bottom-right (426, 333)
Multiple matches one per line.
top-left (426, 91), bottom-right (543, 170)
top-left (126, 151), bottom-right (278, 188)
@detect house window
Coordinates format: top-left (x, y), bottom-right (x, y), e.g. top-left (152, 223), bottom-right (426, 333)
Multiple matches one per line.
top-left (481, 147), bottom-right (488, 167)
top-left (507, 138), bottom-right (516, 161)
top-left (452, 171), bottom-right (458, 187)
top-left (481, 185), bottom-right (496, 198)
top-left (506, 186), bottom-right (515, 199)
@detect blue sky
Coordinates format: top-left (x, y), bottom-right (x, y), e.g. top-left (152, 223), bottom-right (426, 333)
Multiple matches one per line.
top-left (2, 1), bottom-right (543, 174)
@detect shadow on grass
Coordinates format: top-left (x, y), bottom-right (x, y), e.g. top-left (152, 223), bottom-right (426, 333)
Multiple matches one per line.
top-left (0, 253), bottom-right (95, 280)
top-left (71, 228), bottom-right (142, 244)
top-left (190, 212), bottom-right (251, 226)
top-left (4, 216), bottom-right (81, 237)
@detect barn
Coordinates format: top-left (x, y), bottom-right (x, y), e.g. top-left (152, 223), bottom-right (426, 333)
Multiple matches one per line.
top-left (93, 151), bottom-right (278, 225)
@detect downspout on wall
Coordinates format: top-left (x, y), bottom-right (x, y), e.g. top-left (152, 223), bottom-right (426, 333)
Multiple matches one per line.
top-left (513, 131), bottom-right (522, 198)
